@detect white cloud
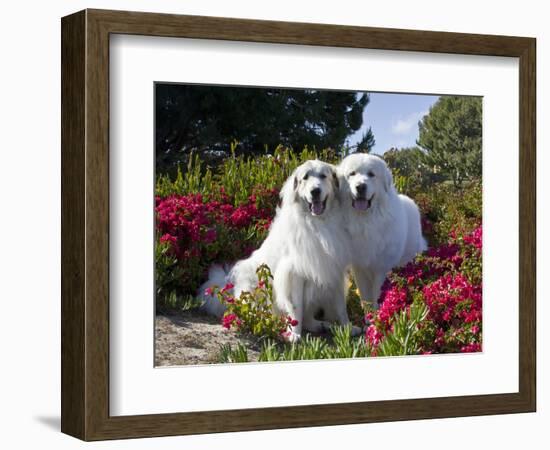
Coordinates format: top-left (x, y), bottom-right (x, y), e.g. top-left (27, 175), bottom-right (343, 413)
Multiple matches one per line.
top-left (391, 110), bottom-right (427, 135)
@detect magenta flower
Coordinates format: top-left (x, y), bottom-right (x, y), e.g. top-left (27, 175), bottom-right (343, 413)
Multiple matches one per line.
top-left (363, 224), bottom-right (482, 355)
top-left (287, 317), bottom-right (299, 327)
top-left (221, 283), bottom-right (234, 294)
top-left (365, 324), bottom-right (383, 347)
top-left (222, 313), bottom-right (238, 330)
top-left (461, 343), bottom-right (482, 353)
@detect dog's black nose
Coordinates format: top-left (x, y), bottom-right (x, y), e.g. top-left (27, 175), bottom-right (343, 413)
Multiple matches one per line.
top-left (310, 187), bottom-right (321, 199)
top-left (355, 183), bottom-right (367, 196)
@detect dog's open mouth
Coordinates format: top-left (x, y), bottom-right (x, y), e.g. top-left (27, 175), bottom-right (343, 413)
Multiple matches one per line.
top-left (308, 198), bottom-right (327, 216)
top-left (352, 194), bottom-right (374, 211)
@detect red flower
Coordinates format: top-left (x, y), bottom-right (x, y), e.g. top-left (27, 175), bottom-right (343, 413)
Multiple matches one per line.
top-left (365, 324), bottom-right (383, 347)
top-left (461, 343), bottom-right (482, 353)
top-left (159, 233), bottom-right (177, 245)
top-left (222, 313), bottom-right (238, 330)
top-left (221, 283), bottom-right (234, 293)
top-left (378, 286), bottom-right (408, 327)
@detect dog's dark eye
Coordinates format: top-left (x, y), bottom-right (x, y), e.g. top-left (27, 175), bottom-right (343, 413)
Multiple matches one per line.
top-left (368, 171), bottom-right (375, 177)
top-left (348, 171), bottom-right (356, 177)
top-left (303, 174), bottom-right (309, 180)
top-left (319, 174), bottom-right (327, 179)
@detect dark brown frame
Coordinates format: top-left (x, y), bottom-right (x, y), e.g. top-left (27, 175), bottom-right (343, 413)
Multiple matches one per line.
top-left (61, 8), bottom-right (536, 441)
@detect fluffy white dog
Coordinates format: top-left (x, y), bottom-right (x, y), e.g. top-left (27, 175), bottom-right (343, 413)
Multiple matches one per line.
top-left (338, 153), bottom-right (427, 307)
top-left (200, 160), bottom-right (358, 342)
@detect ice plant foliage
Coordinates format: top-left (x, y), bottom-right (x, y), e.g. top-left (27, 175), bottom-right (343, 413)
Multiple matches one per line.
top-left (365, 225), bottom-right (482, 355)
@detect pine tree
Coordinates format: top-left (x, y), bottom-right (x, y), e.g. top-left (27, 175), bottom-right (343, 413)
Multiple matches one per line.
top-left (355, 127), bottom-right (376, 153)
top-left (417, 96), bottom-right (482, 187)
top-left (155, 84), bottom-right (372, 175)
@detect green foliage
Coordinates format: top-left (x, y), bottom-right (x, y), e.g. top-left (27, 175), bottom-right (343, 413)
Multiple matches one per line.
top-left (375, 299), bottom-right (430, 357)
top-left (218, 343), bottom-right (249, 363)
top-left (267, 335), bottom-right (331, 361)
top-left (155, 241), bottom-right (198, 312)
top-left (156, 84), bottom-right (371, 175)
top-left (155, 152), bottom-right (216, 199)
top-left (155, 241), bottom-right (205, 312)
top-left (415, 179), bottom-right (482, 244)
top-left (384, 147), bottom-right (444, 194)
top-left (220, 324), bottom-right (371, 362)
top-left (417, 96), bottom-right (482, 187)
top-left (345, 276), bottom-right (373, 326)
top-left (329, 325), bottom-right (369, 358)
top-left (392, 168), bottom-right (410, 194)
top-left (155, 145), bottom-right (339, 204)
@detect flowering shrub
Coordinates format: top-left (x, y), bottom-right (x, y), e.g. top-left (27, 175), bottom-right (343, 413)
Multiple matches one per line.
top-left (155, 191), bottom-right (274, 308)
top-left (365, 225), bottom-right (482, 355)
top-left (415, 180), bottom-right (482, 245)
top-left (208, 264), bottom-right (298, 339)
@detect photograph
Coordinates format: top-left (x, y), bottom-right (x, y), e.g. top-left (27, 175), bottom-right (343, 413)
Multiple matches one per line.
top-left (153, 83), bottom-right (483, 366)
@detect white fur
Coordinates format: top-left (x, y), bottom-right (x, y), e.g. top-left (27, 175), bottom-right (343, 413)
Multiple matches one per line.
top-left (199, 160), bottom-right (359, 341)
top-left (337, 153), bottom-right (427, 307)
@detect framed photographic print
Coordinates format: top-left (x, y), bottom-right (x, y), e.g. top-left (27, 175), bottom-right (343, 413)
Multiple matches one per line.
top-left (61, 9), bottom-right (536, 441)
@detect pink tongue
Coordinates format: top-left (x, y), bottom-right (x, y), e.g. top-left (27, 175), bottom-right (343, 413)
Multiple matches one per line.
top-left (312, 201), bottom-right (324, 215)
top-left (354, 199), bottom-right (369, 211)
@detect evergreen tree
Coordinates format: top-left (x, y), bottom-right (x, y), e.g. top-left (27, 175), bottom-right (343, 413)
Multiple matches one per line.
top-left (417, 96), bottom-right (482, 187)
top-left (355, 127), bottom-right (376, 153)
top-left (156, 84), bottom-right (371, 175)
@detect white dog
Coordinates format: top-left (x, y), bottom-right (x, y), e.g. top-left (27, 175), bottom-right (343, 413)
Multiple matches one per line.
top-left (338, 153), bottom-right (427, 307)
top-left (200, 160), bottom-right (358, 342)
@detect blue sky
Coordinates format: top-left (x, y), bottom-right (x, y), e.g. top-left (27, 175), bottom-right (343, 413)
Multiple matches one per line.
top-left (348, 92), bottom-right (440, 154)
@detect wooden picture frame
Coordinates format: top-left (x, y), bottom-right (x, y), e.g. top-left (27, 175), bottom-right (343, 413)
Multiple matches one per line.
top-left (61, 8), bottom-right (536, 441)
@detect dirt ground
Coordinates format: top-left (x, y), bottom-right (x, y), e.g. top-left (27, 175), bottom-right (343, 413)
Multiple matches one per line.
top-left (155, 310), bottom-right (261, 366)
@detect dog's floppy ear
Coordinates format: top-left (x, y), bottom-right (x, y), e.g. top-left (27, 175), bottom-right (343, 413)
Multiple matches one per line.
top-left (280, 169), bottom-right (299, 206)
top-left (332, 165), bottom-right (346, 203)
top-left (331, 169), bottom-right (340, 190)
top-left (335, 164), bottom-right (349, 191)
